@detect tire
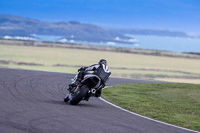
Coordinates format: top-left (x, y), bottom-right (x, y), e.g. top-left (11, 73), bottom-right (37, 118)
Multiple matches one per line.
top-left (70, 85), bottom-right (89, 105)
top-left (64, 96), bottom-right (70, 102)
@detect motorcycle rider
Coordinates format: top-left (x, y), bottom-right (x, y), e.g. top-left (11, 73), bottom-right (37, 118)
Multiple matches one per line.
top-left (69, 59), bottom-right (111, 97)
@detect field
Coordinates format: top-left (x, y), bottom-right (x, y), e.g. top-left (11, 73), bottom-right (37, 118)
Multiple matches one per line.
top-left (102, 83), bottom-right (200, 131)
top-left (0, 39), bottom-right (200, 84)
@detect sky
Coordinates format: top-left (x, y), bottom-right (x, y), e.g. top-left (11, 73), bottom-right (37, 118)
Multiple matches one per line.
top-left (0, 0), bottom-right (200, 34)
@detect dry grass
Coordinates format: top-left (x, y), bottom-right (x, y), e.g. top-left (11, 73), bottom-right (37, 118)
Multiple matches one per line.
top-left (1, 41), bottom-right (200, 83)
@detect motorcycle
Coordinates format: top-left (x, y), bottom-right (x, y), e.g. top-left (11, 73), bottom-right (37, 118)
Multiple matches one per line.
top-left (64, 72), bottom-right (104, 105)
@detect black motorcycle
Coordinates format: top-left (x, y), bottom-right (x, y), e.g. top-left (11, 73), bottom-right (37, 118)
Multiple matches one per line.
top-left (64, 73), bottom-right (104, 105)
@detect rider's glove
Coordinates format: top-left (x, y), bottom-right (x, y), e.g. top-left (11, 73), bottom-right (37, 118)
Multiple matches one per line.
top-left (78, 67), bottom-right (86, 72)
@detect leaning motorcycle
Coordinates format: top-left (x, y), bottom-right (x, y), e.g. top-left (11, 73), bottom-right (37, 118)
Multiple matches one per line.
top-left (64, 72), bottom-right (104, 105)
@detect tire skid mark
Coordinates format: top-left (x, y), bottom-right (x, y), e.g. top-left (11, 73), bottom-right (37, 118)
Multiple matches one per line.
top-left (0, 76), bottom-right (21, 116)
top-left (3, 76), bottom-right (29, 109)
top-left (11, 76), bottom-right (36, 108)
top-left (27, 76), bottom-right (47, 102)
top-left (56, 79), bottom-right (68, 97)
top-left (43, 77), bottom-right (64, 101)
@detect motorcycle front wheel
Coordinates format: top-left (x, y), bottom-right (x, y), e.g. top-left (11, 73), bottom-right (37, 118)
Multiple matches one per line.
top-left (70, 85), bottom-right (89, 105)
top-left (64, 94), bottom-right (70, 102)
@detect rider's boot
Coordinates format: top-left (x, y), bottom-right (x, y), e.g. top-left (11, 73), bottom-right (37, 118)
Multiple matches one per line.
top-left (95, 89), bottom-right (102, 97)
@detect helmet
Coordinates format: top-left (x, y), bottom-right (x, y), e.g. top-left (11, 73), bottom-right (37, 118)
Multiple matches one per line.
top-left (98, 59), bottom-right (107, 66)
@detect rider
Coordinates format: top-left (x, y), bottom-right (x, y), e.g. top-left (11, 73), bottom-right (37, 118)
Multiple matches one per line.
top-left (69, 59), bottom-right (111, 97)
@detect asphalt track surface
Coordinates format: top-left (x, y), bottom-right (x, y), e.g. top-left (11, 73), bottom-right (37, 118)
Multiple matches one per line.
top-left (0, 68), bottom-right (198, 133)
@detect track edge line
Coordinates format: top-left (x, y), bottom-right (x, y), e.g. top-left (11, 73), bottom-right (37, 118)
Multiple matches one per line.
top-left (99, 86), bottom-right (200, 133)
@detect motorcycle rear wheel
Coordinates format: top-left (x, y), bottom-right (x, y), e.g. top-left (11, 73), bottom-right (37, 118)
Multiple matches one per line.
top-left (70, 85), bottom-right (89, 105)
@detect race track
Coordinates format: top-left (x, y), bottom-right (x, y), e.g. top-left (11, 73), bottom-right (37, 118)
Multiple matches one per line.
top-left (0, 68), bottom-right (198, 133)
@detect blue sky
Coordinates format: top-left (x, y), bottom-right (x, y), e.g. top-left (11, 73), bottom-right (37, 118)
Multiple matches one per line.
top-left (0, 0), bottom-right (200, 34)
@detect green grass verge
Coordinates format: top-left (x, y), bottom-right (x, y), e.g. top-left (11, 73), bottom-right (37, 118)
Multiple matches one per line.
top-left (102, 83), bottom-right (200, 131)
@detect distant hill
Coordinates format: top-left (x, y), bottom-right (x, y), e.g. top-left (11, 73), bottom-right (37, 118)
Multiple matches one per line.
top-left (109, 28), bottom-right (192, 38)
top-left (0, 14), bottom-right (197, 44)
top-left (0, 14), bottom-right (131, 43)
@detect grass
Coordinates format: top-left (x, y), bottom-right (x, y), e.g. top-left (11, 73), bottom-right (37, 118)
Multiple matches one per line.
top-left (1, 42), bottom-right (200, 83)
top-left (1, 45), bottom-right (200, 72)
top-left (111, 69), bottom-right (197, 77)
top-left (0, 64), bottom-right (79, 74)
top-left (156, 78), bottom-right (200, 84)
top-left (102, 83), bottom-right (200, 131)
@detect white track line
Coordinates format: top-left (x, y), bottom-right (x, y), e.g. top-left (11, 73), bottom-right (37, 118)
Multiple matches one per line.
top-left (99, 86), bottom-right (200, 133)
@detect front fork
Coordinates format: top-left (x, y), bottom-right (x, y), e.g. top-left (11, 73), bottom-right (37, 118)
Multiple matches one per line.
top-left (66, 85), bottom-right (81, 100)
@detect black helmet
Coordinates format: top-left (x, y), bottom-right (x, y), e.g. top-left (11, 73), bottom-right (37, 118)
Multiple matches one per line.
top-left (98, 59), bottom-right (107, 65)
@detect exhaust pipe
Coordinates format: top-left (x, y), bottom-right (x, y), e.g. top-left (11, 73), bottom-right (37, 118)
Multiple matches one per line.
top-left (91, 89), bottom-right (96, 94)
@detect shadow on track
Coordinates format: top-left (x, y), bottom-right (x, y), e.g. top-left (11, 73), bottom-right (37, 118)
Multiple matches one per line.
top-left (43, 99), bottom-right (101, 108)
